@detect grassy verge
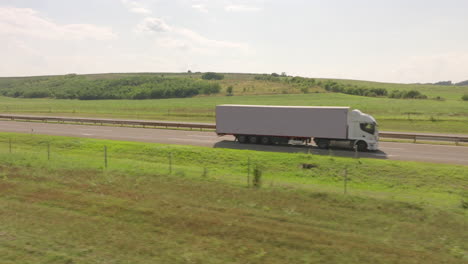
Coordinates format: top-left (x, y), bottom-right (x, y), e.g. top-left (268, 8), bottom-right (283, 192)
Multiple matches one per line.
top-left (1, 132), bottom-right (467, 208)
top-left (0, 133), bottom-right (467, 263)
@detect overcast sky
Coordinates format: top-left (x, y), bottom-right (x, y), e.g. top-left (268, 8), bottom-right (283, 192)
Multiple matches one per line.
top-left (1, 0), bottom-right (467, 83)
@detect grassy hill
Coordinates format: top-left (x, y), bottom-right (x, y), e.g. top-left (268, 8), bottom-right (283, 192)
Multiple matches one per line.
top-left (0, 133), bottom-right (467, 263)
top-left (0, 73), bottom-right (467, 134)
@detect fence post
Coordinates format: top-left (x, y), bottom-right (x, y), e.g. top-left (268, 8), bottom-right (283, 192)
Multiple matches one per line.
top-left (47, 142), bottom-right (50, 161)
top-left (343, 168), bottom-right (348, 194)
top-left (104, 146), bottom-right (108, 169)
top-left (247, 157), bottom-right (251, 187)
top-left (169, 152), bottom-right (172, 174)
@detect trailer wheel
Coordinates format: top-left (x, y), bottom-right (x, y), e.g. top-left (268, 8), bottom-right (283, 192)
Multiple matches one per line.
top-left (356, 141), bottom-right (368, 152)
top-left (260, 136), bottom-right (270, 145)
top-left (248, 136), bottom-right (258, 144)
top-left (237, 135), bottom-right (247, 144)
top-left (316, 139), bottom-right (330, 149)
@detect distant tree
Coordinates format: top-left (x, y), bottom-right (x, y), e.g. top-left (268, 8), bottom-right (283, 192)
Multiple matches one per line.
top-left (455, 80), bottom-right (468, 86)
top-left (201, 72), bottom-right (224, 80)
top-left (271, 73), bottom-right (280, 77)
top-left (434, 81), bottom-right (452, 86)
top-left (187, 70), bottom-right (192, 73)
top-left (281, 72), bottom-right (287, 77)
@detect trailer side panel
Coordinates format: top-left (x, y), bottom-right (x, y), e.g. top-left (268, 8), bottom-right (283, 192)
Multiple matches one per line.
top-left (216, 105), bottom-right (349, 139)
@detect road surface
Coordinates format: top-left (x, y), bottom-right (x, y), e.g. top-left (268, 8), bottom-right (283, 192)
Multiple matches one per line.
top-left (0, 120), bottom-right (467, 166)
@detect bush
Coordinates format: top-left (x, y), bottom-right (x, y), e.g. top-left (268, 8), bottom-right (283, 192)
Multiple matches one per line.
top-left (254, 74), bottom-right (280, 82)
top-left (22, 90), bottom-right (50, 98)
top-left (201, 72), bottom-right (224, 80)
top-left (252, 166), bottom-right (262, 189)
top-left (462, 94), bottom-right (468, 101)
top-left (226, 86), bottom-right (233, 96)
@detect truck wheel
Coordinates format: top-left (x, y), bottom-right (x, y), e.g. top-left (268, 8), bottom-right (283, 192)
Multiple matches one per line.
top-left (260, 136), bottom-right (270, 145)
top-left (316, 139), bottom-right (330, 149)
top-left (356, 141), bottom-right (368, 152)
top-left (248, 136), bottom-right (258, 144)
top-left (237, 135), bottom-right (247, 144)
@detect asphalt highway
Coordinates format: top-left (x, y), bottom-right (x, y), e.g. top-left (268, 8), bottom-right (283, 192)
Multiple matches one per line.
top-left (0, 120), bottom-right (467, 166)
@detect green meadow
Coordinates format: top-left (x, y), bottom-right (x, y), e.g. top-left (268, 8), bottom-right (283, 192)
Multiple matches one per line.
top-left (0, 132), bottom-right (467, 263)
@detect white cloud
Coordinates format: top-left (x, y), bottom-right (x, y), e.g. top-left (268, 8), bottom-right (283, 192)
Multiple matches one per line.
top-left (0, 7), bottom-right (116, 40)
top-left (136, 17), bottom-right (172, 33)
top-left (121, 0), bottom-right (152, 15)
top-left (130, 7), bottom-right (152, 14)
top-left (225, 4), bottom-right (261, 12)
top-left (192, 4), bottom-right (208, 13)
top-left (136, 17), bottom-right (248, 52)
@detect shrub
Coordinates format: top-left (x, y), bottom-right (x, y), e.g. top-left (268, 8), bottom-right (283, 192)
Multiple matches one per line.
top-left (389, 90), bottom-right (402, 98)
top-left (462, 94), bottom-right (468, 101)
top-left (22, 90), bottom-right (50, 98)
top-left (254, 74), bottom-right (280, 82)
top-left (226, 86), bottom-right (233, 96)
top-left (252, 166), bottom-right (262, 189)
top-left (201, 72), bottom-right (224, 80)
top-left (271, 73), bottom-right (280, 77)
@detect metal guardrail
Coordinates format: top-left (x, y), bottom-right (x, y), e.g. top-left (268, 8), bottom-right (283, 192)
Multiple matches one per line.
top-left (379, 132), bottom-right (468, 145)
top-left (0, 114), bottom-right (216, 130)
top-left (1, 114), bottom-right (467, 144)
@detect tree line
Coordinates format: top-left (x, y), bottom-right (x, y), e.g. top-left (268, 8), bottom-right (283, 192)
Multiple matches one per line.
top-left (255, 73), bottom-right (429, 99)
top-left (432, 80), bottom-right (468, 86)
top-left (0, 75), bottom-right (221, 100)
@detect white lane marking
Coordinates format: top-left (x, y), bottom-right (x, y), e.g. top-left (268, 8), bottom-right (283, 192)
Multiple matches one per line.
top-left (187, 134), bottom-right (216, 138)
top-left (381, 147), bottom-right (404, 150)
top-left (0, 123), bottom-right (24, 126)
top-left (82, 133), bottom-right (93, 136)
top-left (168, 137), bottom-right (219, 143)
top-left (373, 154), bottom-right (397, 157)
top-left (80, 128), bottom-right (113, 132)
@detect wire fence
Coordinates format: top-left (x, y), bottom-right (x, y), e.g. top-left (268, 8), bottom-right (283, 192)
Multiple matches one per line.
top-left (0, 136), bottom-right (359, 193)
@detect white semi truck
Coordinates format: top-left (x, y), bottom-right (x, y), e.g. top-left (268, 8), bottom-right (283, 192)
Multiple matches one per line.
top-left (216, 105), bottom-right (379, 151)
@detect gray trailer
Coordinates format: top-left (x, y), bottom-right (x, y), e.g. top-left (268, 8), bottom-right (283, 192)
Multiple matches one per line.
top-left (216, 104), bottom-right (379, 151)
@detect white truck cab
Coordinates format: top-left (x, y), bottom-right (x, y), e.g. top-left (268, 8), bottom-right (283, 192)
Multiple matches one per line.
top-left (348, 110), bottom-right (379, 151)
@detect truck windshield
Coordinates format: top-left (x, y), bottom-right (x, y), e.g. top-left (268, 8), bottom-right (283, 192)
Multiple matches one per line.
top-left (360, 123), bottom-right (376, 134)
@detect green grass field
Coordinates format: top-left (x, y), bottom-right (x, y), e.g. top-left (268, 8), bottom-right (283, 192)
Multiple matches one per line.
top-left (0, 132), bottom-right (467, 263)
top-left (1, 73), bottom-right (467, 134)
